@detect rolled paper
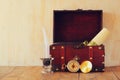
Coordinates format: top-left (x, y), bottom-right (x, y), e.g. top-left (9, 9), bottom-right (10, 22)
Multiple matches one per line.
top-left (80, 61), bottom-right (92, 73)
top-left (42, 27), bottom-right (50, 58)
top-left (88, 28), bottom-right (110, 46)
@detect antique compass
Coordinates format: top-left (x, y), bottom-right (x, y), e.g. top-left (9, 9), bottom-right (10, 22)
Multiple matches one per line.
top-left (80, 60), bottom-right (92, 73)
top-left (67, 60), bottom-right (80, 72)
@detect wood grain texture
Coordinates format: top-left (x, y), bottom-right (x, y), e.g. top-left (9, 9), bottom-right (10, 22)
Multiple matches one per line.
top-left (79, 67), bottom-right (118, 80)
top-left (0, 66), bottom-right (120, 80)
top-left (111, 66), bottom-right (120, 79)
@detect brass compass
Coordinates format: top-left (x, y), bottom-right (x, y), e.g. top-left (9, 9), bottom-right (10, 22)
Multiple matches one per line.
top-left (67, 60), bottom-right (80, 72)
top-left (80, 60), bottom-right (92, 73)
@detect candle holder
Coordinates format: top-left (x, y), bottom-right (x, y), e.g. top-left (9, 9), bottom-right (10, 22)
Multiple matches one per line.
top-left (40, 57), bottom-right (54, 74)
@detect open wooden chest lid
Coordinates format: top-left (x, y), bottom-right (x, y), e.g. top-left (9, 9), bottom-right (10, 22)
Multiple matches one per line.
top-left (53, 10), bottom-right (102, 43)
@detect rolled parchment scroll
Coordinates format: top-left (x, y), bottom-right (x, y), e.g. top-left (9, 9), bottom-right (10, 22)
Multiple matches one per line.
top-left (88, 28), bottom-right (110, 46)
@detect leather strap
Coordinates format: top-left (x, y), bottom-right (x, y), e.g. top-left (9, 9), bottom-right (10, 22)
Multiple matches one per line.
top-left (89, 46), bottom-right (93, 62)
top-left (60, 45), bottom-right (66, 71)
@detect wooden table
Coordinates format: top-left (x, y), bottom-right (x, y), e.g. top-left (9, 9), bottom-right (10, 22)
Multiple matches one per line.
top-left (0, 66), bottom-right (120, 80)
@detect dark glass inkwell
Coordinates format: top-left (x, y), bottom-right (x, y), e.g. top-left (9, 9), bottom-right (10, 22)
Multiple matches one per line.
top-left (40, 56), bottom-right (54, 74)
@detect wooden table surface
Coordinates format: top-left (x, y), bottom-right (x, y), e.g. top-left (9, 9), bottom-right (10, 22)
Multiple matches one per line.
top-left (0, 66), bottom-right (120, 80)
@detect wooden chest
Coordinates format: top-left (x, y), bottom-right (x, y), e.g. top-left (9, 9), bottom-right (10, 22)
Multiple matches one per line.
top-left (50, 10), bottom-right (105, 72)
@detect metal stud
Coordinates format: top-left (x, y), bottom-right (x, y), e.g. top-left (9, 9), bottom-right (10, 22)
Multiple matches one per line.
top-left (95, 69), bottom-right (98, 71)
top-left (89, 57), bottom-right (93, 60)
top-left (51, 58), bottom-right (54, 60)
top-left (61, 46), bottom-right (64, 49)
top-left (98, 46), bottom-right (102, 50)
top-left (56, 68), bottom-right (59, 71)
top-left (52, 46), bottom-right (55, 50)
top-left (102, 55), bottom-right (105, 57)
top-left (89, 46), bottom-right (93, 49)
top-left (102, 69), bottom-right (105, 71)
top-left (102, 62), bottom-right (105, 64)
top-left (61, 56), bottom-right (64, 59)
